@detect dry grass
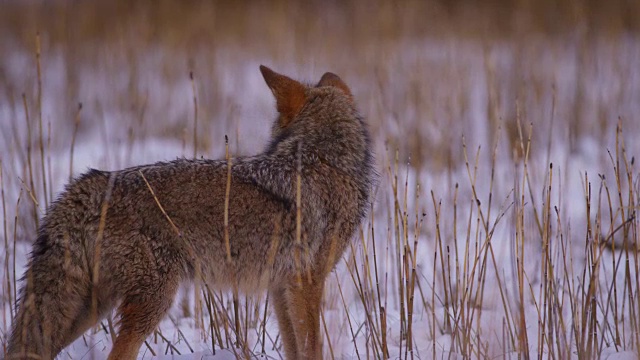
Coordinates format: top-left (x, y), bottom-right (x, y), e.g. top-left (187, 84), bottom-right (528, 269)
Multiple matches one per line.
top-left (1, 0), bottom-right (639, 358)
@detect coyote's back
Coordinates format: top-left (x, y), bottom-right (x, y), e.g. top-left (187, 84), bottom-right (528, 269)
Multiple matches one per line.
top-left (5, 65), bottom-right (374, 360)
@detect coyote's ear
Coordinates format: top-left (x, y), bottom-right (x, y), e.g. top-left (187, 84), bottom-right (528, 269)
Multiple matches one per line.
top-left (260, 65), bottom-right (307, 127)
top-left (317, 72), bottom-right (353, 101)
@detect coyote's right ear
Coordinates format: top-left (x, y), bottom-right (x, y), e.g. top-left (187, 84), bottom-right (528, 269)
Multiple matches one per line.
top-left (317, 72), bottom-right (353, 102)
top-left (260, 65), bottom-right (306, 127)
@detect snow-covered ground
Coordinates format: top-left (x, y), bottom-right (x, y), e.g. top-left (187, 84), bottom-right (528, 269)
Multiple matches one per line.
top-left (1, 29), bottom-right (639, 359)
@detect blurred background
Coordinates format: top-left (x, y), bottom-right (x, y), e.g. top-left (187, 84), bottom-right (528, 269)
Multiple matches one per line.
top-left (1, 1), bottom-right (639, 357)
top-left (1, 0), bottom-right (639, 242)
top-left (2, 0), bottom-right (639, 161)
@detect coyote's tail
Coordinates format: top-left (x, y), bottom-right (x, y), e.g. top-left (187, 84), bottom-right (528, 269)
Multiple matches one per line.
top-left (6, 233), bottom-right (97, 360)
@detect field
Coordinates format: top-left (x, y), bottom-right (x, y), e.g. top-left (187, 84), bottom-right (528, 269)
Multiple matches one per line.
top-left (1, 1), bottom-right (639, 359)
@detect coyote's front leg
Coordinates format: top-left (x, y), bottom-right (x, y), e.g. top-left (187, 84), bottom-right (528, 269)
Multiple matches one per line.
top-left (272, 272), bottom-right (325, 360)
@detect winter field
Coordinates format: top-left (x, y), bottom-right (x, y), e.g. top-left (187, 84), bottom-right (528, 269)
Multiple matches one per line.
top-left (1, 1), bottom-right (639, 359)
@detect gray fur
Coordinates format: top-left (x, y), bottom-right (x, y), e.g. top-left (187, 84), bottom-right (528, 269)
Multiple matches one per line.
top-left (5, 66), bottom-right (374, 360)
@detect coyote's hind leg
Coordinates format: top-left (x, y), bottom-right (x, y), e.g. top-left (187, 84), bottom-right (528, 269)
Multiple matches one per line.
top-left (108, 274), bottom-right (180, 360)
top-left (271, 285), bottom-right (299, 359)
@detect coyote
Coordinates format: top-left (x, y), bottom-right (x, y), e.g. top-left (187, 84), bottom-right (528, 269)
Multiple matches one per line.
top-left (6, 66), bottom-right (374, 360)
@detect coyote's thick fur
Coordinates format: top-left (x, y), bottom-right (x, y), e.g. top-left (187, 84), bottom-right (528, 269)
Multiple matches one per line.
top-left (6, 66), bottom-right (374, 360)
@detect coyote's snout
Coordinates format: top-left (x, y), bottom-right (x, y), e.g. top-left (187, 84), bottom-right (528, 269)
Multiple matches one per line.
top-left (5, 66), bottom-right (374, 360)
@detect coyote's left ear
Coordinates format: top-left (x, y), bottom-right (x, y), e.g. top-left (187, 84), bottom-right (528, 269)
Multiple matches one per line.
top-left (317, 72), bottom-right (353, 102)
top-left (260, 65), bottom-right (307, 127)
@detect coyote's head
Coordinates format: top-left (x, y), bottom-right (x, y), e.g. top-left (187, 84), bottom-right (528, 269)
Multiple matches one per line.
top-left (259, 65), bottom-right (374, 220)
top-left (259, 65), bottom-right (356, 137)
